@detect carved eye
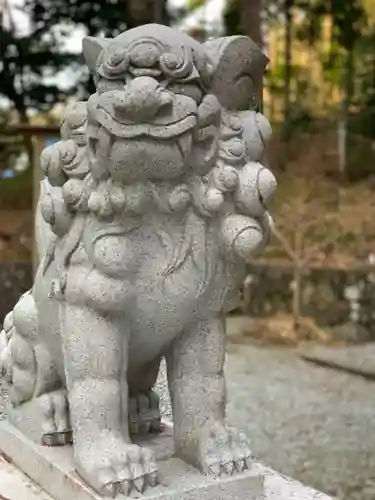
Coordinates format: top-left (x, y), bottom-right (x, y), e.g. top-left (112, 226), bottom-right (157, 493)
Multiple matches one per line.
top-left (103, 45), bottom-right (129, 75)
top-left (159, 50), bottom-right (193, 79)
top-left (166, 82), bottom-right (203, 104)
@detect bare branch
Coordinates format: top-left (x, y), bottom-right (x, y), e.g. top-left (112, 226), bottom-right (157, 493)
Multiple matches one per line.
top-left (271, 224), bottom-right (298, 261)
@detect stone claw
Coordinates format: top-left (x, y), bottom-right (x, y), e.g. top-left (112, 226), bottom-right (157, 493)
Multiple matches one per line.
top-left (75, 435), bottom-right (157, 497)
top-left (100, 482), bottom-right (119, 498)
top-left (236, 459), bottom-right (245, 472)
top-left (209, 463), bottom-right (221, 477)
top-left (148, 471), bottom-right (159, 487)
top-left (133, 476), bottom-right (145, 493)
top-left (197, 421), bottom-right (253, 478)
top-left (128, 390), bottom-right (162, 436)
top-left (39, 390), bottom-right (72, 446)
top-left (119, 481), bottom-right (131, 496)
top-left (222, 461), bottom-right (234, 476)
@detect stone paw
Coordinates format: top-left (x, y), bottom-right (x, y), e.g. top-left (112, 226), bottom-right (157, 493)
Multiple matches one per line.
top-left (76, 433), bottom-right (158, 497)
top-left (198, 421), bottom-right (253, 478)
top-left (129, 390), bottom-right (161, 435)
top-left (38, 390), bottom-right (72, 446)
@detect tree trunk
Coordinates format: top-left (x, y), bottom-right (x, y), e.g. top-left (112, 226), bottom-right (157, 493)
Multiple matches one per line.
top-left (240, 0), bottom-right (263, 48)
top-left (283, 0), bottom-right (293, 140)
top-left (292, 263), bottom-right (302, 330)
top-left (338, 46), bottom-right (354, 182)
top-left (127, 0), bottom-right (170, 27)
top-left (292, 226), bottom-right (303, 331)
top-left (152, 0), bottom-right (164, 24)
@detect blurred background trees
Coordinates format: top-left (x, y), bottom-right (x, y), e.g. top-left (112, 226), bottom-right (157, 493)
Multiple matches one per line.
top-left (0, 0), bottom-right (375, 264)
top-left (0, 0), bottom-right (171, 121)
top-left (1, 0), bottom-right (374, 141)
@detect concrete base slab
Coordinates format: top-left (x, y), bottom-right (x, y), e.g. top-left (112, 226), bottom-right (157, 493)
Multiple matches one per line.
top-left (0, 420), bottom-right (264, 500)
top-left (253, 464), bottom-right (333, 500)
top-left (0, 400), bottom-right (334, 500)
top-left (0, 454), bottom-right (53, 500)
top-left (0, 454), bottom-right (334, 500)
top-left (0, 420), bottom-right (334, 500)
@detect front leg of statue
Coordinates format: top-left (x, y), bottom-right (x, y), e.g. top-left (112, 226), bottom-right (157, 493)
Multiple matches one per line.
top-left (62, 303), bottom-right (157, 496)
top-left (166, 314), bottom-right (253, 477)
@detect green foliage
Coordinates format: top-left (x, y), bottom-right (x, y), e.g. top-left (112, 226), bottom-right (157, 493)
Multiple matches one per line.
top-left (265, 0), bottom-right (374, 140)
top-left (0, 0), bottom-right (170, 118)
top-left (295, 0), bottom-right (366, 50)
top-left (25, 0), bottom-right (162, 38)
top-left (187, 0), bottom-right (207, 10)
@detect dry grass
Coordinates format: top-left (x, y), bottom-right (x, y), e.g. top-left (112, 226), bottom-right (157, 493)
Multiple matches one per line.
top-left (259, 131), bottom-right (375, 268)
top-left (228, 314), bottom-right (336, 347)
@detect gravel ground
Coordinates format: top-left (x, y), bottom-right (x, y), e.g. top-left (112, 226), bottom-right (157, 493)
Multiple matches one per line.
top-left (155, 344), bottom-right (375, 500)
top-left (223, 344), bottom-right (375, 500)
top-left (2, 342), bottom-right (375, 500)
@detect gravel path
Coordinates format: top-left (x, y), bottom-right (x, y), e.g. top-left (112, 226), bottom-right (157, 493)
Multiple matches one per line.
top-left (156, 343), bottom-right (375, 500)
top-left (224, 344), bottom-right (375, 500)
top-left (2, 343), bottom-right (375, 500)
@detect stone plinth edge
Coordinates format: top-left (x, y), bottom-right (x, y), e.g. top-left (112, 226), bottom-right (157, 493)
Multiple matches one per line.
top-left (0, 420), bottom-right (264, 500)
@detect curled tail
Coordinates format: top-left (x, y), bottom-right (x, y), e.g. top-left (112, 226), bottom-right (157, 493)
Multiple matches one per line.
top-left (0, 291), bottom-right (38, 406)
top-left (0, 312), bottom-right (14, 383)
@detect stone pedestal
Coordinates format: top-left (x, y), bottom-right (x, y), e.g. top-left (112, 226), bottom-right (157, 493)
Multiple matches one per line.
top-left (0, 420), bottom-right (264, 500)
top-left (0, 401), bottom-right (333, 500)
top-left (0, 419), bottom-right (334, 500)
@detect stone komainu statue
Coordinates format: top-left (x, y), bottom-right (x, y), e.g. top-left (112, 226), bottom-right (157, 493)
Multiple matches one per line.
top-left (0, 24), bottom-right (276, 497)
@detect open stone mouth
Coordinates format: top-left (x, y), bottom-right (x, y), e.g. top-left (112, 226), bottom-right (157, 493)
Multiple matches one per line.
top-left (97, 106), bottom-right (198, 140)
top-left (92, 85), bottom-right (199, 140)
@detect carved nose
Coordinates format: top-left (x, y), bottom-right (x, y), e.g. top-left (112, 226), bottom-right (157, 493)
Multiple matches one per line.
top-left (114, 76), bottom-right (173, 122)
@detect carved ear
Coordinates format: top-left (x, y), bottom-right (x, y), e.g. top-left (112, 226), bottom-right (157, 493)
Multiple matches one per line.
top-left (203, 36), bottom-right (268, 111)
top-left (82, 36), bottom-right (110, 72)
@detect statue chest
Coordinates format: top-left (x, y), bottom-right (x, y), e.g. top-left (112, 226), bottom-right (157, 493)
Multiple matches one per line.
top-left (79, 214), bottom-right (219, 320)
top-left (58, 213), bottom-right (226, 363)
